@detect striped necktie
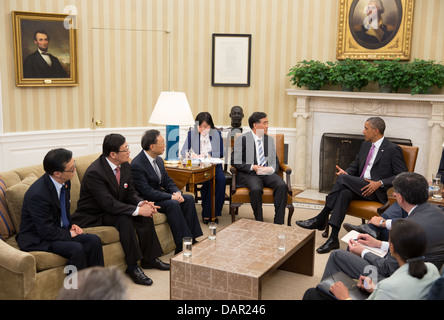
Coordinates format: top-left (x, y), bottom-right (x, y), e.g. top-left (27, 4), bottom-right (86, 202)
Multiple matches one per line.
top-left (257, 138), bottom-right (267, 167)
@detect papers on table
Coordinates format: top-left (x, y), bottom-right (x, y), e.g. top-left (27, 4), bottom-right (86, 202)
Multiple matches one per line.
top-left (341, 230), bottom-right (388, 258)
top-left (200, 158), bottom-right (224, 164)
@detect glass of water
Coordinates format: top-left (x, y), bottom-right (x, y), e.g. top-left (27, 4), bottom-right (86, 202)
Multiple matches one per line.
top-left (182, 237), bottom-right (193, 257)
top-left (277, 234), bottom-right (286, 251)
top-left (208, 222), bottom-right (217, 240)
top-left (432, 174), bottom-right (442, 200)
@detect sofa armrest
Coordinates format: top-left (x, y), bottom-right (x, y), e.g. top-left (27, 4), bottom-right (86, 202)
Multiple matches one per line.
top-left (0, 240), bottom-right (37, 299)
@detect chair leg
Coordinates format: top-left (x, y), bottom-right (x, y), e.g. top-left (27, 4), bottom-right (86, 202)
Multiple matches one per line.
top-left (286, 204), bottom-right (294, 226)
top-left (230, 204), bottom-right (241, 223)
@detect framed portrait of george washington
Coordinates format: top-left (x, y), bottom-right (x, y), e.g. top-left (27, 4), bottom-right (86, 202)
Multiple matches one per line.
top-left (336, 0), bottom-right (414, 60)
top-left (12, 11), bottom-right (78, 87)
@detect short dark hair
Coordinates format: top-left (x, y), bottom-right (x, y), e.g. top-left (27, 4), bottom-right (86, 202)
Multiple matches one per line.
top-left (195, 112), bottom-right (215, 129)
top-left (366, 117), bottom-right (386, 135)
top-left (33, 30), bottom-right (50, 41)
top-left (390, 219), bottom-right (428, 279)
top-left (43, 148), bottom-right (72, 175)
top-left (392, 172), bottom-right (429, 205)
top-left (141, 130), bottom-right (161, 151)
top-left (248, 112), bottom-right (267, 129)
top-left (103, 134), bottom-right (126, 157)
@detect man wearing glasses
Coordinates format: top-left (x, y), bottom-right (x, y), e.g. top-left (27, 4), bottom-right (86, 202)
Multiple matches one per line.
top-left (17, 148), bottom-right (104, 271)
top-left (72, 134), bottom-right (169, 286)
top-left (131, 130), bottom-right (203, 254)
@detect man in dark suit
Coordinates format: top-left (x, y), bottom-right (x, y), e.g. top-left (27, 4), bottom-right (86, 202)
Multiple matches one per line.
top-left (131, 130), bottom-right (203, 254)
top-left (322, 172), bottom-right (444, 284)
top-left (17, 149), bottom-right (104, 271)
top-left (232, 112), bottom-right (287, 224)
top-left (296, 117), bottom-right (407, 253)
top-left (23, 30), bottom-right (68, 78)
top-left (71, 134), bottom-right (169, 286)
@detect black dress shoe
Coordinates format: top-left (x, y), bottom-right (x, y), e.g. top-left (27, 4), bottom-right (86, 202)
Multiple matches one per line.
top-left (295, 217), bottom-right (326, 230)
top-left (343, 223), bottom-right (379, 239)
top-left (316, 238), bottom-right (340, 254)
top-left (142, 258), bottom-right (170, 271)
top-left (126, 267), bottom-right (153, 286)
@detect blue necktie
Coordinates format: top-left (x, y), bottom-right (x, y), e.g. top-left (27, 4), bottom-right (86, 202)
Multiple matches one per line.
top-left (257, 139), bottom-right (267, 167)
top-left (60, 185), bottom-right (70, 229)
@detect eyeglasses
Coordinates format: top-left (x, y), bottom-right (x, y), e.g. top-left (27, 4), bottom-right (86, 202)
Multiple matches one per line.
top-left (116, 145), bottom-right (130, 153)
top-left (63, 160), bottom-right (76, 173)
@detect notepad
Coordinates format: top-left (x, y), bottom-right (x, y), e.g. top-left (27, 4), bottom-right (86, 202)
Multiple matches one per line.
top-left (341, 230), bottom-right (387, 258)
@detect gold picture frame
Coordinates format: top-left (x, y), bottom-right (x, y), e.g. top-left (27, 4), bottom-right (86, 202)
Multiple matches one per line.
top-left (12, 11), bottom-right (78, 87)
top-left (336, 0), bottom-right (414, 60)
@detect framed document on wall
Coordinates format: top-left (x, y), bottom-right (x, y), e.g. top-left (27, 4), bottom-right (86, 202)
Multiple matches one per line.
top-left (12, 11), bottom-right (78, 87)
top-left (336, 0), bottom-right (414, 60)
top-left (212, 34), bottom-right (251, 87)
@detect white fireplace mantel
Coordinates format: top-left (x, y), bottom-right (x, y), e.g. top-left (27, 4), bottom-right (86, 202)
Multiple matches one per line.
top-left (287, 89), bottom-right (444, 190)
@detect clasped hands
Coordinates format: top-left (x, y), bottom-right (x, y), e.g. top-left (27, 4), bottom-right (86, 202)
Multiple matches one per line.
top-left (253, 165), bottom-right (273, 175)
top-left (138, 200), bottom-right (160, 217)
top-left (171, 192), bottom-right (185, 203)
top-left (70, 224), bottom-right (83, 238)
top-left (335, 165), bottom-right (382, 197)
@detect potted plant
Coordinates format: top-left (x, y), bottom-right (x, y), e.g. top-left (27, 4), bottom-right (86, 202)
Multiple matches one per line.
top-left (405, 59), bottom-right (444, 95)
top-left (327, 59), bottom-right (372, 91)
top-left (369, 58), bottom-right (408, 93)
top-left (287, 60), bottom-right (330, 90)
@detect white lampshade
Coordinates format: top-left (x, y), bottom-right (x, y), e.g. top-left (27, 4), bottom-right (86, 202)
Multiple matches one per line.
top-left (149, 91), bottom-right (195, 126)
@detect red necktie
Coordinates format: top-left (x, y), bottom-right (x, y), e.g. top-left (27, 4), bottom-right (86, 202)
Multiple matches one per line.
top-left (115, 167), bottom-right (121, 186)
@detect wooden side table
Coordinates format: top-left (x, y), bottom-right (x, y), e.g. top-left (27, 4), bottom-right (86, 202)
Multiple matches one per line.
top-left (165, 163), bottom-right (216, 221)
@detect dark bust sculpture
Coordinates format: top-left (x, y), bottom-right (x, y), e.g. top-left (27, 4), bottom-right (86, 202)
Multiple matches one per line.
top-left (229, 106), bottom-right (244, 137)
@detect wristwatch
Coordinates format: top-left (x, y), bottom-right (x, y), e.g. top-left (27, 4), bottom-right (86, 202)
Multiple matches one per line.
top-left (379, 219), bottom-right (386, 227)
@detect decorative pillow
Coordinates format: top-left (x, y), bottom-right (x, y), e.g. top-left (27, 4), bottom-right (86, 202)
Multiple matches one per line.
top-left (0, 177), bottom-right (16, 241)
top-left (5, 174), bottom-right (38, 233)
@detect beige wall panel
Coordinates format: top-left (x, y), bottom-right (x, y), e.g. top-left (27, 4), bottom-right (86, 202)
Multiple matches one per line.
top-left (1, 0), bottom-right (443, 133)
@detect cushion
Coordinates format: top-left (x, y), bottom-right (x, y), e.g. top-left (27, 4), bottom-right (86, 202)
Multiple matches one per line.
top-left (0, 177), bottom-right (16, 240)
top-left (5, 174), bottom-right (38, 232)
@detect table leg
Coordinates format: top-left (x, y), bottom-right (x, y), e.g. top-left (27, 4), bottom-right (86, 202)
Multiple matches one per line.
top-left (278, 232), bottom-right (315, 276)
top-left (211, 174), bottom-right (215, 221)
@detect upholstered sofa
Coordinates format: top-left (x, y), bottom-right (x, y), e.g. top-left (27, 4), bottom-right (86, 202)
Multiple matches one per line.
top-left (0, 153), bottom-right (175, 300)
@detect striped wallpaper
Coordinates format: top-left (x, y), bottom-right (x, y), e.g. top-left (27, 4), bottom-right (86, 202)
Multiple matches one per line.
top-left (0, 0), bottom-right (443, 133)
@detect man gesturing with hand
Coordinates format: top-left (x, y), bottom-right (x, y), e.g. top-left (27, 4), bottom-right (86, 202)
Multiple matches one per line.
top-left (296, 117), bottom-right (407, 254)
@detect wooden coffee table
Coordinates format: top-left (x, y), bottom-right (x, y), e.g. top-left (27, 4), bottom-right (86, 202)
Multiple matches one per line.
top-left (170, 219), bottom-right (315, 300)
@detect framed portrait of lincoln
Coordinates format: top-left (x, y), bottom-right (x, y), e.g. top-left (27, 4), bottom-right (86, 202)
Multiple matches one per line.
top-left (336, 0), bottom-right (415, 60)
top-left (12, 11), bottom-right (78, 87)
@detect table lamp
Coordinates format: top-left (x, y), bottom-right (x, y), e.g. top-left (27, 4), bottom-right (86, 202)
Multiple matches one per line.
top-left (149, 91), bottom-right (195, 162)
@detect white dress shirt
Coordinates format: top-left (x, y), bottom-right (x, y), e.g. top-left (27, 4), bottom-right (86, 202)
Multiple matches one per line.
top-left (362, 137), bottom-right (384, 180)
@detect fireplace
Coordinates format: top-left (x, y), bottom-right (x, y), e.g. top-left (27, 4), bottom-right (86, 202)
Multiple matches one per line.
top-left (287, 89), bottom-right (442, 191)
top-left (319, 133), bottom-right (412, 193)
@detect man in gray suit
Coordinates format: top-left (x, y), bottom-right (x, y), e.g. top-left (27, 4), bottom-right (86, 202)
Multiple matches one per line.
top-left (322, 172), bottom-right (444, 284)
top-left (232, 112), bottom-right (287, 224)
